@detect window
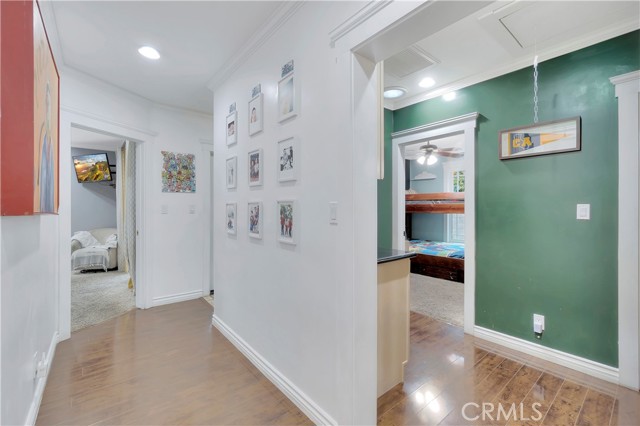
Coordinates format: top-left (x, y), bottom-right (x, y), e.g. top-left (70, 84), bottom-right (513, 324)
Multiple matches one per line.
top-left (444, 162), bottom-right (465, 243)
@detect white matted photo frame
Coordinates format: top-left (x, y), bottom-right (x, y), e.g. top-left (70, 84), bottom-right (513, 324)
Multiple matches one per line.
top-left (226, 203), bottom-right (237, 235)
top-left (226, 111), bottom-right (237, 146)
top-left (277, 137), bottom-right (298, 182)
top-left (226, 156), bottom-right (237, 189)
top-left (248, 148), bottom-right (263, 187)
top-left (277, 199), bottom-right (297, 245)
top-left (248, 93), bottom-right (263, 136)
top-left (278, 73), bottom-right (297, 122)
top-left (247, 201), bottom-right (262, 239)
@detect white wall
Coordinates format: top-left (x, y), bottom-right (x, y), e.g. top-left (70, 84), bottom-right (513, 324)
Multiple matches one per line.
top-left (70, 148), bottom-right (117, 234)
top-left (1, 215), bottom-right (59, 426)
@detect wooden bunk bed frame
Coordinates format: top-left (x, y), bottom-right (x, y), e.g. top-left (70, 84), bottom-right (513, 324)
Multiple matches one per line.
top-left (406, 192), bottom-right (465, 283)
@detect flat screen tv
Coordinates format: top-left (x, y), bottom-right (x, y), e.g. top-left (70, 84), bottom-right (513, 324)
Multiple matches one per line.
top-left (73, 153), bottom-right (113, 183)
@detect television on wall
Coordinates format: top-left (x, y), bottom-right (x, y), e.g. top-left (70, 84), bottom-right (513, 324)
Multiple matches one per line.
top-left (72, 153), bottom-right (112, 183)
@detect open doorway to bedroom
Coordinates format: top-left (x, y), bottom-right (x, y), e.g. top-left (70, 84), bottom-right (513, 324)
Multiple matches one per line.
top-left (70, 127), bottom-right (136, 332)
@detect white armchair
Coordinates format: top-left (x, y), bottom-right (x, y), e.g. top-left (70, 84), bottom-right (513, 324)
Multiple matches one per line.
top-left (71, 228), bottom-right (118, 271)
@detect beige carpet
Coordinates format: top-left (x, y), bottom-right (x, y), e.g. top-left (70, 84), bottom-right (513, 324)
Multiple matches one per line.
top-left (410, 273), bottom-right (464, 327)
top-left (71, 271), bottom-right (134, 332)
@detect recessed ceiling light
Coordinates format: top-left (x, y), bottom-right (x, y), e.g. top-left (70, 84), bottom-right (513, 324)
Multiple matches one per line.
top-left (442, 91), bottom-right (457, 101)
top-left (383, 86), bottom-right (407, 99)
top-left (419, 77), bottom-right (435, 88)
top-left (138, 46), bottom-right (160, 60)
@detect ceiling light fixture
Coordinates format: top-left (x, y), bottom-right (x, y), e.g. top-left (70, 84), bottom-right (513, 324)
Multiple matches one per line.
top-left (442, 91), bottom-right (456, 101)
top-left (383, 86), bottom-right (407, 99)
top-left (138, 46), bottom-right (160, 60)
top-left (418, 77), bottom-right (435, 88)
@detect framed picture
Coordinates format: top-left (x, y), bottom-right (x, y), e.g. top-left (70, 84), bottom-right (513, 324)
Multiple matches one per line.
top-left (248, 93), bottom-right (263, 136)
top-left (278, 73), bottom-right (296, 122)
top-left (226, 203), bottom-right (237, 235)
top-left (277, 200), bottom-right (297, 245)
top-left (161, 151), bottom-right (196, 193)
top-left (499, 117), bottom-right (581, 160)
top-left (277, 137), bottom-right (298, 182)
top-left (248, 148), bottom-right (263, 187)
top-left (247, 201), bottom-right (263, 239)
top-left (226, 111), bottom-right (237, 146)
top-left (226, 156), bottom-right (237, 189)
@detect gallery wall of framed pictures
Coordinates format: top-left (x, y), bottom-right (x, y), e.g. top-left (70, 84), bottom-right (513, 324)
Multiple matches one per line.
top-left (223, 60), bottom-right (300, 246)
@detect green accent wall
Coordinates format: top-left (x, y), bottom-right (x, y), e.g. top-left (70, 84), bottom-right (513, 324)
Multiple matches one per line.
top-left (377, 109), bottom-right (393, 248)
top-left (392, 31), bottom-right (640, 367)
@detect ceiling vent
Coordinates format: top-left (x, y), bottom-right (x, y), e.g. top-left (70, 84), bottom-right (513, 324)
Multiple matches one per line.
top-left (385, 46), bottom-right (439, 79)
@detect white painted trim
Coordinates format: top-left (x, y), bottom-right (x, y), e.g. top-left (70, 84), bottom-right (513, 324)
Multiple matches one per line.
top-left (391, 113), bottom-right (478, 335)
top-left (611, 70), bottom-right (640, 391)
top-left (25, 332), bottom-right (58, 426)
top-left (328, 1), bottom-right (393, 48)
top-left (474, 326), bottom-right (619, 385)
top-left (61, 106), bottom-right (157, 137)
top-left (206, 2), bottom-right (304, 91)
top-left (201, 144), bottom-right (214, 297)
top-left (152, 290), bottom-right (203, 307)
top-left (212, 315), bottom-right (338, 426)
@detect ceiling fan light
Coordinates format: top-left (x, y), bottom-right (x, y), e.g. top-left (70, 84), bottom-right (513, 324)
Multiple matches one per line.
top-left (427, 155), bottom-right (438, 165)
top-left (417, 155), bottom-right (426, 165)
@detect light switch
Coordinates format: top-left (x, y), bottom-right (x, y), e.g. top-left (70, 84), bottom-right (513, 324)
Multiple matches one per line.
top-left (576, 204), bottom-right (590, 220)
top-left (329, 202), bottom-right (338, 224)
top-left (188, 205), bottom-right (196, 214)
top-left (160, 204), bottom-right (169, 215)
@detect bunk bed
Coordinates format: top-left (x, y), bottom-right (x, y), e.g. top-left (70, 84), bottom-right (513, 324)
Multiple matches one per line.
top-left (405, 192), bottom-right (464, 283)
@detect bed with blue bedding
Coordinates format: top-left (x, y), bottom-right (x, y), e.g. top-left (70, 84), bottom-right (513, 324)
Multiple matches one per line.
top-left (407, 240), bottom-right (465, 282)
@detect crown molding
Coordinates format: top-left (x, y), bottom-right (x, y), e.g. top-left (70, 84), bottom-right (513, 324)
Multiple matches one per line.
top-left (610, 70), bottom-right (640, 86)
top-left (206, 2), bottom-right (305, 92)
top-left (328, 0), bottom-right (392, 48)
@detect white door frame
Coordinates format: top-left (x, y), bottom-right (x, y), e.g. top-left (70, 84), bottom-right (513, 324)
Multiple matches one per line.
top-left (200, 140), bottom-right (214, 296)
top-left (391, 113), bottom-right (479, 334)
top-left (59, 107), bottom-right (156, 340)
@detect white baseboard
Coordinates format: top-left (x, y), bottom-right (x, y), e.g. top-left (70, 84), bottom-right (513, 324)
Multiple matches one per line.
top-left (25, 331), bottom-right (59, 426)
top-left (474, 326), bottom-right (619, 385)
top-left (152, 290), bottom-right (204, 307)
top-left (212, 314), bottom-right (337, 426)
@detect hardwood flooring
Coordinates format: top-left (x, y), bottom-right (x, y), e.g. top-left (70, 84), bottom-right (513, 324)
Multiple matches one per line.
top-left (378, 312), bottom-right (640, 426)
top-left (36, 299), bottom-right (312, 426)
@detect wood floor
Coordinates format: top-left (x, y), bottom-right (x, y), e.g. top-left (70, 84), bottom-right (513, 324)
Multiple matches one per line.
top-left (36, 299), bottom-right (312, 425)
top-left (37, 300), bottom-right (639, 426)
top-left (378, 312), bottom-right (640, 426)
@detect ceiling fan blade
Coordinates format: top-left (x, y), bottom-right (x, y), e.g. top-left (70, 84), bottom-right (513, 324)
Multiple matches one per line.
top-left (438, 151), bottom-right (464, 158)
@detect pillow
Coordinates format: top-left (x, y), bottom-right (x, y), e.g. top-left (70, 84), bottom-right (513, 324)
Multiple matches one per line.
top-left (105, 233), bottom-right (118, 248)
top-left (71, 231), bottom-right (100, 248)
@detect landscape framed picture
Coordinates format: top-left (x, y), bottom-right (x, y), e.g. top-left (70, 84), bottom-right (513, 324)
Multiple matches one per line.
top-left (499, 116), bottom-right (581, 160)
top-left (248, 148), bottom-right (263, 187)
top-left (277, 73), bottom-right (296, 122)
top-left (226, 111), bottom-right (237, 146)
top-left (277, 137), bottom-right (298, 182)
top-left (248, 93), bottom-right (263, 136)
top-left (226, 203), bottom-right (237, 235)
top-left (226, 156), bottom-right (237, 189)
top-left (247, 201), bottom-right (262, 239)
top-left (277, 199), bottom-right (297, 245)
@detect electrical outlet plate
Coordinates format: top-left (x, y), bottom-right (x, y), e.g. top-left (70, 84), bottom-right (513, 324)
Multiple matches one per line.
top-left (533, 314), bottom-right (545, 333)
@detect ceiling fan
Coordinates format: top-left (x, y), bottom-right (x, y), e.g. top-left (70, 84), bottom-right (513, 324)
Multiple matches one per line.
top-left (416, 141), bottom-right (463, 165)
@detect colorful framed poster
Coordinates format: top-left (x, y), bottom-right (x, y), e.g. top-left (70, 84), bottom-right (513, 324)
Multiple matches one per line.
top-left (277, 199), bottom-right (297, 245)
top-left (248, 201), bottom-right (262, 239)
top-left (277, 137), bottom-right (298, 182)
top-left (226, 203), bottom-right (237, 235)
top-left (278, 73), bottom-right (296, 122)
top-left (226, 156), bottom-right (237, 189)
top-left (248, 148), bottom-right (263, 187)
top-left (161, 151), bottom-right (196, 193)
top-left (499, 117), bottom-right (581, 160)
top-left (226, 111), bottom-right (237, 146)
top-left (248, 93), bottom-right (263, 136)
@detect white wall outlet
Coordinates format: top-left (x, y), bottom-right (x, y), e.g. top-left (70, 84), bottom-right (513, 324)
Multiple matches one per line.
top-left (577, 204), bottom-right (590, 220)
top-left (533, 314), bottom-right (545, 334)
top-left (160, 204), bottom-right (169, 215)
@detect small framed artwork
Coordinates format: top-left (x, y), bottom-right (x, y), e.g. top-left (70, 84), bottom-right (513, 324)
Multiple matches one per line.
top-left (226, 156), bottom-right (237, 189)
top-left (248, 148), bottom-right (263, 187)
top-left (226, 203), bottom-right (237, 235)
top-left (247, 201), bottom-right (262, 239)
top-left (248, 93), bottom-right (263, 136)
top-left (226, 111), bottom-right (237, 146)
top-left (278, 73), bottom-right (296, 122)
top-left (277, 137), bottom-right (298, 182)
top-left (499, 116), bottom-right (581, 160)
top-left (277, 200), bottom-right (297, 245)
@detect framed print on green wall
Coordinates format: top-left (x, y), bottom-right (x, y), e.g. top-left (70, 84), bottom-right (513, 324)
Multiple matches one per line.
top-left (499, 116), bottom-right (581, 160)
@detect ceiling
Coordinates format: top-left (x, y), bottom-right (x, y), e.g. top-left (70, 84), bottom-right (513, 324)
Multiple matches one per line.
top-left (384, 1), bottom-right (639, 109)
top-left (47, 1), bottom-right (284, 115)
top-left (403, 134), bottom-right (464, 161)
top-left (71, 127), bottom-right (125, 153)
